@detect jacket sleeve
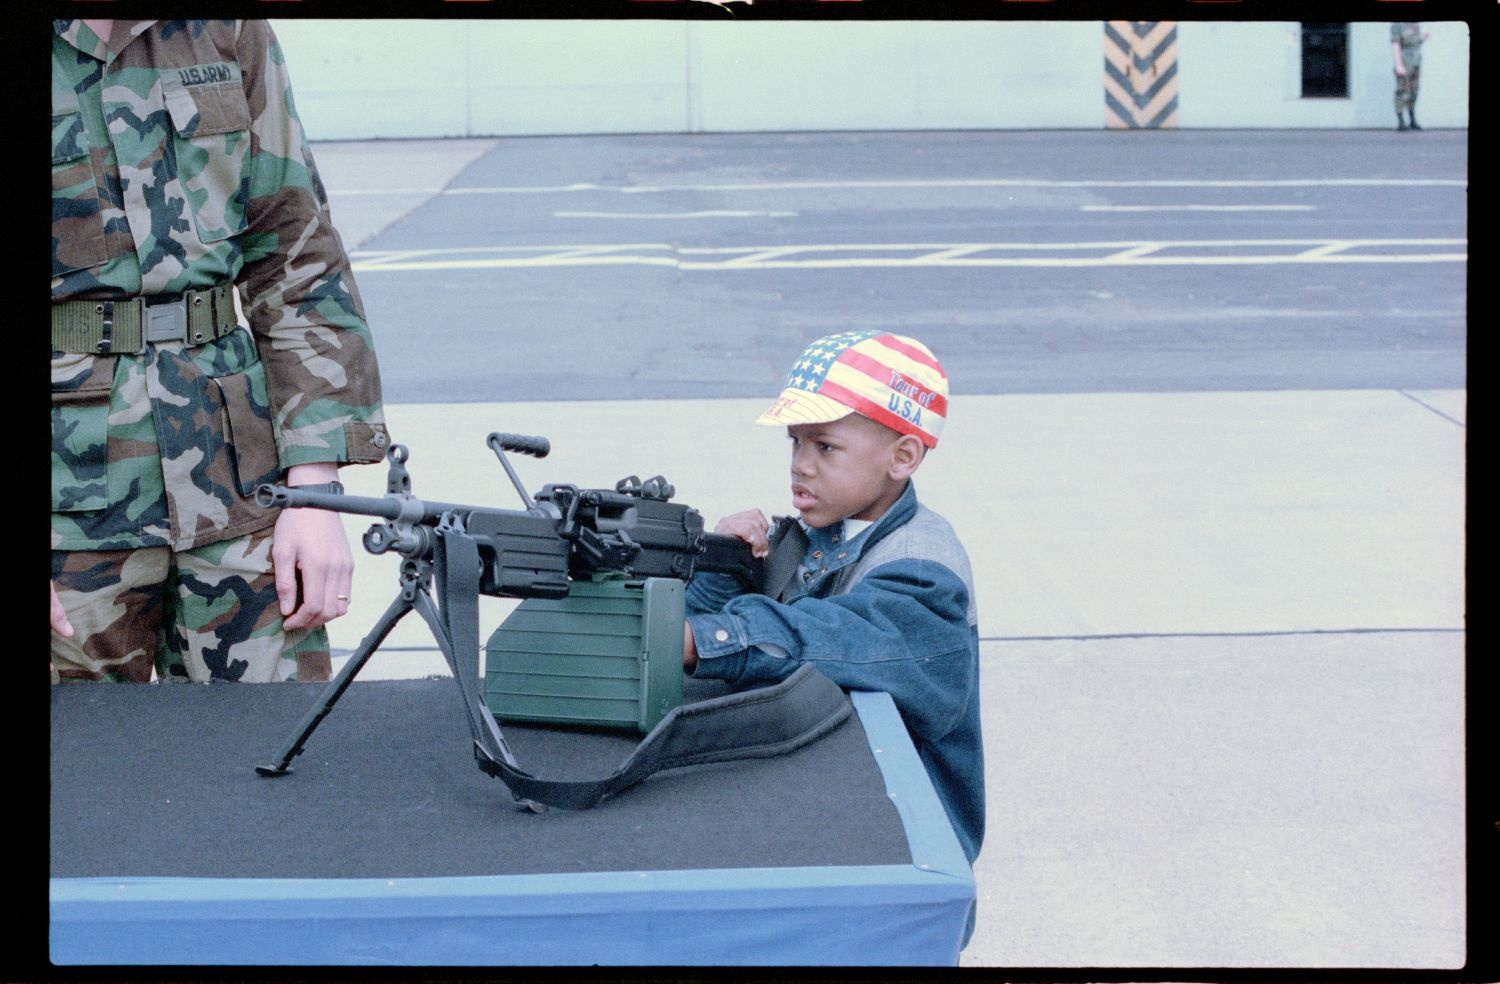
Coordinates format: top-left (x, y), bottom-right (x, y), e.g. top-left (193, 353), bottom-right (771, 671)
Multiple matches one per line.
top-left (233, 20), bottom-right (389, 469)
top-left (687, 557), bottom-right (976, 742)
top-left (684, 570), bottom-right (751, 617)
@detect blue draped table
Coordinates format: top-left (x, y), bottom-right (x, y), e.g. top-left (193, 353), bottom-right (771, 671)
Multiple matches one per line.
top-left (50, 676), bottom-right (974, 966)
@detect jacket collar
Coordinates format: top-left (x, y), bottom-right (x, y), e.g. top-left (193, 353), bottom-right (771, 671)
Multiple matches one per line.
top-left (851, 480), bottom-right (919, 557)
top-left (55, 19), bottom-right (157, 64)
top-left (765, 481), bottom-right (921, 600)
top-left (801, 480), bottom-right (919, 573)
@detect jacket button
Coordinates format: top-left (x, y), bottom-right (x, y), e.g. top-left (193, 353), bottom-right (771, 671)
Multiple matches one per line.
top-left (714, 629), bottom-right (729, 642)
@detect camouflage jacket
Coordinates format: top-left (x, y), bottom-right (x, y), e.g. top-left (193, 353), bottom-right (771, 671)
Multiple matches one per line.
top-left (1391, 23), bottom-right (1424, 69)
top-left (51, 19), bottom-right (390, 552)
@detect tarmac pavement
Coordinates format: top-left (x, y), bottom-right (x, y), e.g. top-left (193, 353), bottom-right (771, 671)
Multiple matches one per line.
top-left (306, 138), bottom-right (1469, 970)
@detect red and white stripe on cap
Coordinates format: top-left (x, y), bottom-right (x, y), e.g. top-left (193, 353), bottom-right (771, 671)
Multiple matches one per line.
top-left (755, 331), bottom-right (949, 447)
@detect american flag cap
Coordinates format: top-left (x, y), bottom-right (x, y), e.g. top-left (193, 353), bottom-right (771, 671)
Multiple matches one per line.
top-left (754, 331), bottom-right (949, 448)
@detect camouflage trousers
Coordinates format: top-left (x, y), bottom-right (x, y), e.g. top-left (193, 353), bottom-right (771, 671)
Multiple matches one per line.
top-left (51, 526), bottom-right (332, 683)
top-left (1395, 65), bottom-right (1421, 113)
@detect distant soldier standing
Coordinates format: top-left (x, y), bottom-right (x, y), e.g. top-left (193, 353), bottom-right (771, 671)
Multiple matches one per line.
top-left (51, 20), bottom-right (392, 683)
top-left (1391, 22), bottom-right (1429, 131)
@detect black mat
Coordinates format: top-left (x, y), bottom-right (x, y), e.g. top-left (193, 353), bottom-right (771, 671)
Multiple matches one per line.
top-left (50, 676), bottom-right (911, 880)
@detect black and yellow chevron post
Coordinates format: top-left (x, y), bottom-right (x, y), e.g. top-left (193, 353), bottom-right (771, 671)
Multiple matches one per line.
top-left (1104, 21), bottom-right (1180, 129)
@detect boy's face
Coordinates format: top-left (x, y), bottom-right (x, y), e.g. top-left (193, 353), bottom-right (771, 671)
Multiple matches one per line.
top-left (785, 414), bottom-right (922, 528)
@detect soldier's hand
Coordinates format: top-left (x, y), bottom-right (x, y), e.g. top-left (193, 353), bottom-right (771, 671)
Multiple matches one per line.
top-left (50, 580), bottom-right (74, 638)
top-left (713, 509), bottom-right (772, 558)
top-left (272, 505), bottom-right (354, 631)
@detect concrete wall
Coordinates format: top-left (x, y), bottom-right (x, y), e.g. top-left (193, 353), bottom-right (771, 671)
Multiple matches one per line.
top-left (1179, 21), bottom-right (1468, 128)
top-left (687, 22), bottom-right (1104, 131)
top-left (272, 19), bottom-right (1469, 139)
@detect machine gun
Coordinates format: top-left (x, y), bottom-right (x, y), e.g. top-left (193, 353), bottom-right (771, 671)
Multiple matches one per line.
top-left (256, 433), bottom-right (762, 597)
top-left (252, 432), bottom-right (774, 809)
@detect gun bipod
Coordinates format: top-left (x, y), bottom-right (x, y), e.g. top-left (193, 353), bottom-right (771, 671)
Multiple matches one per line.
top-left (254, 520), bottom-right (543, 813)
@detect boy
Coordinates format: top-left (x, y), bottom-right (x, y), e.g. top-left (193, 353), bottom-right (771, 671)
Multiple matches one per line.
top-left (683, 331), bottom-right (983, 864)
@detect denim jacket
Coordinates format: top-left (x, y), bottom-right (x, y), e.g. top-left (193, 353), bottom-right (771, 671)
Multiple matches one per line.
top-left (686, 482), bottom-right (984, 863)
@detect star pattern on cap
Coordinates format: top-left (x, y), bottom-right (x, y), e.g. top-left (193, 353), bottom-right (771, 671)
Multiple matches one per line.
top-left (784, 330), bottom-right (879, 391)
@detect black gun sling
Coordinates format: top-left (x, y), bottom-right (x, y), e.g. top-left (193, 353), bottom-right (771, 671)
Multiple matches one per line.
top-left (488, 665), bottom-right (853, 810)
top-left (438, 527), bottom-right (853, 811)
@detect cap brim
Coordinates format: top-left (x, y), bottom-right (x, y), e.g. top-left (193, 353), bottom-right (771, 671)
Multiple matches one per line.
top-left (754, 389), bottom-right (857, 428)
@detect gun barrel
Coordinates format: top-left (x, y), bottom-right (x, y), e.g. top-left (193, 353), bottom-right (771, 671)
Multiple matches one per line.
top-left (255, 484), bottom-right (473, 525)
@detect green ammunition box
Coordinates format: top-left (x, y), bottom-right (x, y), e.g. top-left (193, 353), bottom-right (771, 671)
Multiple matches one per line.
top-left (484, 576), bottom-right (685, 733)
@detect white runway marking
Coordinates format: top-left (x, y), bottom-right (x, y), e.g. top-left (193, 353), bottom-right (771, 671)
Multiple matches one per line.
top-left (350, 239), bottom-right (1466, 272)
top-left (334, 176), bottom-right (1465, 197)
top-left (554, 210), bottom-right (799, 219)
top-left (1080, 204), bottom-right (1316, 212)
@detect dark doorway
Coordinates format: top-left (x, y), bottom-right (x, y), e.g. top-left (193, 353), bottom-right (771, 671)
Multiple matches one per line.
top-left (1301, 23), bottom-right (1349, 98)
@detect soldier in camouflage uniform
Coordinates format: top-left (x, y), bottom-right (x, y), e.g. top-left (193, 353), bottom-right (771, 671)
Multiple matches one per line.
top-left (1391, 22), bottom-right (1428, 131)
top-left (51, 19), bottom-right (391, 684)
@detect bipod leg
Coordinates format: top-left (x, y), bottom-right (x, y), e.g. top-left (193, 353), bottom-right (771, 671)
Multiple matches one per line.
top-left (255, 587), bottom-right (415, 777)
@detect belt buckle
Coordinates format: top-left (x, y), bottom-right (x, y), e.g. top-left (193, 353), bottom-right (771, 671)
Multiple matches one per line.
top-left (143, 297), bottom-right (189, 346)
